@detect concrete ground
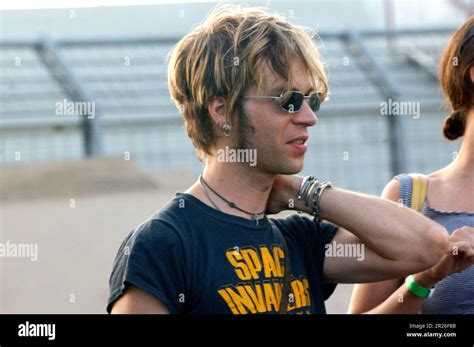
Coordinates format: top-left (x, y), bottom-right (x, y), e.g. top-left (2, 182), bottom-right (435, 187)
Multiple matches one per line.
top-left (0, 157), bottom-right (352, 313)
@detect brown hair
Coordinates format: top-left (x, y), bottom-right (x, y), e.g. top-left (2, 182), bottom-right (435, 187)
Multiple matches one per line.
top-left (167, 5), bottom-right (328, 158)
top-left (439, 16), bottom-right (474, 140)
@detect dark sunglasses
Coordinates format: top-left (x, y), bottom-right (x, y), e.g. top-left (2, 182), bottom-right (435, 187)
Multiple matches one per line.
top-left (243, 90), bottom-right (322, 113)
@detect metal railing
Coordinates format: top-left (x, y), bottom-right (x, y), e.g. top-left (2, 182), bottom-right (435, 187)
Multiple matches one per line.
top-left (34, 37), bottom-right (103, 156)
top-left (0, 28), bottom-right (458, 194)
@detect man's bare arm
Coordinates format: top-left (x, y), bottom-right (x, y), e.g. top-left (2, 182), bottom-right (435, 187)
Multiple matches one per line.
top-left (269, 175), bottom-right (450, 281)
top-left (111, 285), bottom-right (170, 314)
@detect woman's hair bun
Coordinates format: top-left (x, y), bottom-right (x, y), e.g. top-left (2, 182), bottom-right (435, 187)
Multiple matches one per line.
top-left (443, 109), bottom-right (465, 140)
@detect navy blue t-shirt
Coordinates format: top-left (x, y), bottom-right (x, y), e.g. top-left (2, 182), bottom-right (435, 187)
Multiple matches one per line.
top-left (107, 193), bottom-right (338, 314)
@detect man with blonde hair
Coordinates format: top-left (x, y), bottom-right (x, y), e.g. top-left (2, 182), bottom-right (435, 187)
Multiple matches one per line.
top-left (107, 5), bottom-right (449, 314)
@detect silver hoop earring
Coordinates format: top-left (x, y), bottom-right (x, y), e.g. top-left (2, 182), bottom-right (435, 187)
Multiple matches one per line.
top-left (221, 123), bottom-right (232, 136)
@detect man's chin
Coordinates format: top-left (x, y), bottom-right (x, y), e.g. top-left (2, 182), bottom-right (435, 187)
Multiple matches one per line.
top-left (277, 158), bottom-right (304, 175)
top-left (257, 153), bottom-right (304, 175)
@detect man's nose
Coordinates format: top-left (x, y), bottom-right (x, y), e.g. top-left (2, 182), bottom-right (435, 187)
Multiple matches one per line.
top-left (292, 101), bottom-right (318, 127)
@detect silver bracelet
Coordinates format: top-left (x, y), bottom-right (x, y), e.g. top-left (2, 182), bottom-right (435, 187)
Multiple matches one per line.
top-left (305, 180), bottom-right (319, 207)
top-left (297, 176), bottom-right (316, 201)
top-left (310, 181), bottom-right (332, 221)
top-left (297, 176), bottom-right (333, 220)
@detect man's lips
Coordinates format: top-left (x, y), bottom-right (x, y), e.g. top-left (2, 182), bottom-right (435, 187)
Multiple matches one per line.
top-left (286, 136), bottom-right (308, 145)
top-left (287, 136), bottom-right (308, 153)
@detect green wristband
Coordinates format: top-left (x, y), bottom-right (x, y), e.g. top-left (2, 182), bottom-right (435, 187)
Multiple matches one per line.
top-left (405, 275), bottom-right (432, 299)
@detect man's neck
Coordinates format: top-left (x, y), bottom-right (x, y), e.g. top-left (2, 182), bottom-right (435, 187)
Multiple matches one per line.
top-left (186, 159), bottom-right (275, 220)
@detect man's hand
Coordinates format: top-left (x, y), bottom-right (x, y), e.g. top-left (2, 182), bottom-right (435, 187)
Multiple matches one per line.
top-left (266, 175), bottom-right (303, 214)
top-left (415, 226), bottom-right (474, 286)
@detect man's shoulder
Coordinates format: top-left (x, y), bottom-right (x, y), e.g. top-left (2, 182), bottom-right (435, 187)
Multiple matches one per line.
top-left (125, 194), bottom-right (195, 247)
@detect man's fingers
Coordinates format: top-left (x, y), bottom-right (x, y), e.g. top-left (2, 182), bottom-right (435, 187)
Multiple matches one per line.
top-left (450, 226), bottom-right (474, 245)
top-left (449, 241), bottom-right (472, 257)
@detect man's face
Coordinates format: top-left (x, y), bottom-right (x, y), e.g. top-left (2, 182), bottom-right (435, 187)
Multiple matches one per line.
top-left (240, 57), bottom-right (318, 175)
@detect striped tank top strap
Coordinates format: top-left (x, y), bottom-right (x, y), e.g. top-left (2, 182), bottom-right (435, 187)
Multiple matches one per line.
top-left (409, 174), bottom-right (428, 212)
top-left (394, 174), bottom-right (412, 208)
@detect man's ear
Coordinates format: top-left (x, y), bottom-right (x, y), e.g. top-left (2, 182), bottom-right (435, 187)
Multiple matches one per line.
top-left (207, 96), bottom-right (227, 124)
top-left (470, 66), bottom-right (474, 84)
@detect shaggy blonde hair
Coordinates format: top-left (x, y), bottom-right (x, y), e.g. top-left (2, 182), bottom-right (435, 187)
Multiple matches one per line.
top-left (167, 5), bottom-right (328, 158)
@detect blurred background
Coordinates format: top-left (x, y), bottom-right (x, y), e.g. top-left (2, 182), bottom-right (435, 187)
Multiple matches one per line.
top-left (0, 0), bottom-right (472, 313)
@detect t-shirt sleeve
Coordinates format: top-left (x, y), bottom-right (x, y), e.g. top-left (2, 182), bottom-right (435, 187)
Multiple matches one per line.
top-left (276, 214), bottom-right (339, 300)
top-left (305, 217), bottom-right (339, 299)
top-left (107, 219), bottom-right (189, 314)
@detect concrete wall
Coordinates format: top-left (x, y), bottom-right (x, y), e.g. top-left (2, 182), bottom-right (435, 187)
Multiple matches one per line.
top-left (0, 157), bottom-right (351, 313)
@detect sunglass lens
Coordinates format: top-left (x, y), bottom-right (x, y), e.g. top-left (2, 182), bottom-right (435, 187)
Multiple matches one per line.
top-left (281, 92), bottom-right (304, 113)
top-left (309, 93), bottom-right (321, 112)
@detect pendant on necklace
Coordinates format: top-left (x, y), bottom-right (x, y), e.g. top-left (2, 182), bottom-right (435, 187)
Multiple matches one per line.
top-left (253, 213), bottom-right (259, 226)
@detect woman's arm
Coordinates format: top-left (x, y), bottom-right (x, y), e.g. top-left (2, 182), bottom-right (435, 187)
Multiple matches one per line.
top-left (349, 180), bottom-right (474, 314)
